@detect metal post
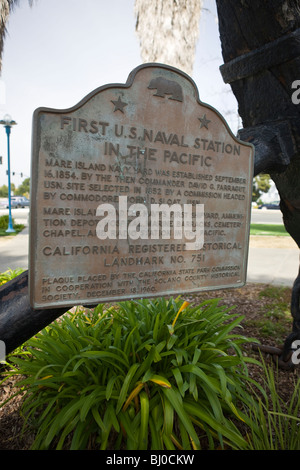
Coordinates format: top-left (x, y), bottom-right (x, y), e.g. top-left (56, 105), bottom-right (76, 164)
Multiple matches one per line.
top-left (0, 114), bottom-right (17, 233)
top-left (5, 124), bottom-right (14, 232)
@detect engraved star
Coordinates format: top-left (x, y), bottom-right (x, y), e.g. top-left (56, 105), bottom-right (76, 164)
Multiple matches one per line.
top-left (111, 96), bottom-right (128, 113)
top-left (198, 114), bottom-right (211, 129)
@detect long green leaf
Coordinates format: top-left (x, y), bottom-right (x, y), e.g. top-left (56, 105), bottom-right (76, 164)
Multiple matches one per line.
top-left (81, 350), bottom-right (128, 368)
top-left (116, 363), bottom-right (140, 413)
top-left (179, 364), bottom-right (221, 394)
top-left (149, 416), bottom-right (163, 450)
top-left (162, 433), bottom-right (176, 450)
top-left (201, 383), bottom-right (225, 425)
top-left (80, 389), bottom-right (105, 422)
top-left (91, 406), bottom-right (107, 433)
top-left (119, 410), bottom-right (138, 446)
top-left (213, 315), bottom-right (245, 344)
top-left (105, 375), bottom-right (120, 400)
top-left (178, 418), bottom-right (192, 450)
top-left (163, 393), bottom-right (174, 437)
top-left (139, 391), bottom-right (149, 450)
top-left (172, 368), bottom-right (184, 396)
top-left (56, 415), bottom-right (81, 450)
top-left (131, 346), bottom-right (157, 383)
top-left (162, 388), bottom-right (200, 449)
top-left (70, 419), bottom-right (90, 450)
top-left (106, 404), bottom-right (120, 433)
top-left (44, 398), bottom-right (83, 447)
top-left (184, 401), bottom-right (247, 449)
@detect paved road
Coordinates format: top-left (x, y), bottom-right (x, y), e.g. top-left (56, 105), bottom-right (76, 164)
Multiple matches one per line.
top-left (251, 208), bottom-right (283, 225)
top-left (1, 207), bottom-right (284, 226)
top-left (0, 207), bottom-right (29, 226)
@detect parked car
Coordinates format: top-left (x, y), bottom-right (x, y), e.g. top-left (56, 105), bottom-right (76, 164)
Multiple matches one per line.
top-left (258, 201), bottom-right (280, 210)
top-left (2, 198), bottom-right (19, 208)
top-left (5, 196), bottom-right (30, 208)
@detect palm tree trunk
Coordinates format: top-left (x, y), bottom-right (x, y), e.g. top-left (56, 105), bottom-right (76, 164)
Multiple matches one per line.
top-left (134, 0), bottom-right (202, 76)
top-left (0, 0), bottom-right (12, 72)
top-left (0, 1), bottom-right (34, 72)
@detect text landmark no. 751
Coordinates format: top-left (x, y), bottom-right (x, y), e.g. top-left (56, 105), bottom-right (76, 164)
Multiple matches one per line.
top-left (29, 63), bottom-right (254, 309)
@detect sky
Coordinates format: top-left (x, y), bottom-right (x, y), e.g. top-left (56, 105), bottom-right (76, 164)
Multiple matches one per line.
top-left (0, 0), bottom-right (239, 188)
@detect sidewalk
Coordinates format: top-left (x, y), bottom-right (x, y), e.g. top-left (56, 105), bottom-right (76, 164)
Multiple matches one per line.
top-left (247, 245), bottom-right (299, 286)
top-left (0, 225), bottom-right (29, 272)
top-left (0, 229), bottom-right (298, 287)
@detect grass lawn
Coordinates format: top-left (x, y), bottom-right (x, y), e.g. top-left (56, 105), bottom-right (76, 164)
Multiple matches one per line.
top-left (250, 223), bottom-right (289, 236)
top-left (243, 285), bottom-right (292, 341)
top-left (0, 214), bottom-right (25, 237)
top-left (0, 224), bottom-right (25, 237)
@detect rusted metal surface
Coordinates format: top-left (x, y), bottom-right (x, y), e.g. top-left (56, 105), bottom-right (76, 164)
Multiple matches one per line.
top-left (30, 63), bottom-right (254, 309)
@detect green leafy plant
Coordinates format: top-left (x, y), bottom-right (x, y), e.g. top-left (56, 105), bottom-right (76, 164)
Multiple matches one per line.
top-left (0, 215), bottom-right (11, 230)
top-left (0, 267), bottom-right (25, 286)
top-left (0, 215), bottom-right (24, 236)
top-left (246, 358), bottom-right (300, 450)
top-left (2, 297), bottom-right (260, 450)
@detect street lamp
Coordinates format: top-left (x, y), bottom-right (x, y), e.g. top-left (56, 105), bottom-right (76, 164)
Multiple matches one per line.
top-left (0, 114), bottom-right (17, 233)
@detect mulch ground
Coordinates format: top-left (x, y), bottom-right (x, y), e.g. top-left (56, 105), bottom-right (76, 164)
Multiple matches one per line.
top-left (0, 281), bottom-right (300, 450)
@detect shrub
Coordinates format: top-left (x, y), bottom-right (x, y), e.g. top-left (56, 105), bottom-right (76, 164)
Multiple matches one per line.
top-left (0, 215), bottom-right (11, 230)
top-left (246, 359), bottom-right (300, 450)
top-left (0, 267), bottom-right (25, 286)
top-left (0, 215), bottom-right (24, 234)
top-left (2, 297), bottom-right (260, 450)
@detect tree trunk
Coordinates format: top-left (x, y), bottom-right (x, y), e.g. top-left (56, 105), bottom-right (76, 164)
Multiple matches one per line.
top-left (0, 270), bottom-right (68, 355)
top-left (216, 0), bottom-right (300, 245)
top-left (0, 1), bottom-right (31, 72)
top-left (216, 0), bottom-right (300, 361)
top-left (0, 1), bottom-right (12, 72)
top-left (134, 0), bottom-right (202, 76)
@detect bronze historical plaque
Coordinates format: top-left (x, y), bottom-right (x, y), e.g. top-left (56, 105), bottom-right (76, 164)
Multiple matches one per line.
top-left (29, 63), bottom-right (254, 309)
